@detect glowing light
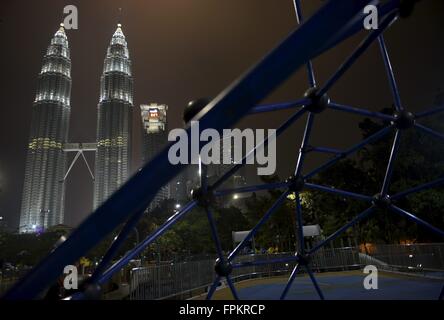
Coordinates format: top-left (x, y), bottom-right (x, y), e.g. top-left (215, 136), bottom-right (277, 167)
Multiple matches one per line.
top-left (233, 194), bottom-right (239, 200)
top-left (287, 193), bottom-right (296, 200)
top-left (175, 204), bottom-right (181, 209)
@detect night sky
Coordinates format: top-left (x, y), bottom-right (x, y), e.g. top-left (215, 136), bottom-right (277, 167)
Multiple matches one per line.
top-left (0, 0), bottom-right (443, 231)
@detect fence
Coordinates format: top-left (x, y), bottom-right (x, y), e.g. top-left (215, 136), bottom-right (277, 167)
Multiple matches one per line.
top-left (129, 244), bottom-right (444, 300)
top-left (129, 247), bottom-right (361, 300)
top-left (362, 243), bottom-right (444, 279)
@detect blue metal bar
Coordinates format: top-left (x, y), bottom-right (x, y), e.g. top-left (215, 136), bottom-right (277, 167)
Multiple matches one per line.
top-left (206, 208), bottom-right (225, 260)
top-left (249, 98), bottom-right (309, 114)
top-left (378, 35), bottom-right (403, 111)
top-left (309, 207), bottom-right (375, 254)
top-left (206, 205), bottom-right (240, 300)
top-left (309, 146), bottom-right (344, 155)
top-left (391, 177), bottom-right (444, 200)
top-left (305, 265), bottom-right (325, 300)
top-left (305, 125), bottom-right (393, 179)
top-left (280, 263), bottom-right (301, 300)
top-left (381, 129), bottom-right (401, 195)
top-left (415, 105), bottom-right (444, 119)
top-left (214, 182), bottom-right (288, 197)
top-left (89, 208), bottom-right (145, 283)
top-left (295, 113), bottom-right (315, 177)
top-left (439, 284), bottom-right (444, 300)
top-left (212, 107), bottom-right (307, 191)
top-left (5, 0), bottom-right (376, 299)
top-left (232, 256), bottom-right (298, 269)
top-left (295, 193), bottom-right (305, 253)
top-left (318, 0), bottom-right (400, 55)
top-left (415, 123), bottom-right (444, 143)
top-left (228, 191), bottom-right (290, 262)
top-left (328, 102), bottom-right (395, 121)
top-left (318, 11), bottom-right (398, 97)
top-left (226, 276), bottom-right (240, 300)
top-left (97, 201), bottom-right (198, 285)
top-left (389, 205), bottom-right (444, 238)
top-left (305, 183), bottom-right (374, 202)
top-left (293, 0), bottom-right (316, 87)
top-left (306, 61), bottom-right (316, 88)
top-left (206, 276), bottom-right (221, 300)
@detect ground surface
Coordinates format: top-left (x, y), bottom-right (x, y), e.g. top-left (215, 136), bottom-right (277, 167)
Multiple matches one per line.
top-left (194, 270), bottom-right (443, 300)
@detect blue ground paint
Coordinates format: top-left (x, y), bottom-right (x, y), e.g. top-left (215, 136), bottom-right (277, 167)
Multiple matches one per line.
top-left (238, 273), bottom-right (443, 300)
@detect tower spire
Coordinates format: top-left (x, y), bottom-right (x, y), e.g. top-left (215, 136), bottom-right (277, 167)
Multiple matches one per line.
top-left (118, 7), bottom-right (123, 27)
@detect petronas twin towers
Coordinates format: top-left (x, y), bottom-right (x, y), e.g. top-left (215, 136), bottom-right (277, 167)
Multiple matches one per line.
top-left (19, 24), bottom-right (133, 233)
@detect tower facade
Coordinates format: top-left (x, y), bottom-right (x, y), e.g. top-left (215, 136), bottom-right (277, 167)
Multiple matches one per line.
top-left (94, 24), bottom-right (133, 209)
top-left (19, 25), bottom-right (72, 233)
top-left (140, 103), bottom-right (170, 210)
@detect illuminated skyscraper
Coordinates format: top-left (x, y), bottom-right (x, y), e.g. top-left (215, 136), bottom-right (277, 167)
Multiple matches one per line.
top-left (94, 24), bottom-right (133, 208)
top-left (140, 104), bottom-right (168, 163)
top-left (140, 103), bottom-right (170, 210)
top-left (19, 24), bottom-right (71, 233)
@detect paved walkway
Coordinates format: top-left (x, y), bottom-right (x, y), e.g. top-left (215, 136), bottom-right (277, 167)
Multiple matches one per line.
top-left (207, 271), bottom-right (443, 300)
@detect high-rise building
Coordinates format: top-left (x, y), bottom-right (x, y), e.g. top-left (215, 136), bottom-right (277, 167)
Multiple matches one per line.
top-left (140, 103), bottom-right (170, 210)
top-left (94, 24), bottom-right (133, 209)
top-left (140, 104), bottom-right (168, 163)
top-left (171, 167), bottom-right (194, 203)
top-left (19, 24), bottom-right (72, 233)
top-left (205, 134), bottom-right (248, 208)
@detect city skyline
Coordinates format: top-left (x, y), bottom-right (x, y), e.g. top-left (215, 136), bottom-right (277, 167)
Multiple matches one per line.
top-left (1, 1), bottom-right (443, 231)
top-left (18, 23), bottom-right (139, 233)
top-left (16, 22), bottom-right (248, 232)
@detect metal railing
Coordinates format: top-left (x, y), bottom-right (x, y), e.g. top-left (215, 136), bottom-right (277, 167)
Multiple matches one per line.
top-left (363, 243), bottom-right (444, 279)
top-left (129, 247), bottom-right (362, 300)
top-left (129, 244), bottom-right (444, 300)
